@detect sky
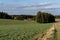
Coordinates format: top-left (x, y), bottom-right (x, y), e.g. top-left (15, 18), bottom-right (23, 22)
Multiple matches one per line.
top-left (0, 0), bottom-right (60, 15)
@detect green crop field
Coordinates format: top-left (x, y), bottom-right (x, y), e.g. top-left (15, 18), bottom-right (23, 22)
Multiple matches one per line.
top-left (0, 19), bottom-right (52, 40)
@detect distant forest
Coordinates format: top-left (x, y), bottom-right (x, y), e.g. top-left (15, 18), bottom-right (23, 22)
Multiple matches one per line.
top-left (0, 11), bottom-right (57, 23)
top-left (55, 15), bottom-right (60, 18)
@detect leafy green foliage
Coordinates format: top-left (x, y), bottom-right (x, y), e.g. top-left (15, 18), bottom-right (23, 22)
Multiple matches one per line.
top-left (36, 11), bottom-right (55, 23)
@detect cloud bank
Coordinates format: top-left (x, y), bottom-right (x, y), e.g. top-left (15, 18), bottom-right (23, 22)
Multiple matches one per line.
top-left (0, 1), bottom-right (60, 15)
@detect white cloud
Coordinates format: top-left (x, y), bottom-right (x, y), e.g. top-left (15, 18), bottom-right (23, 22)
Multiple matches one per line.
top-left (39, 2), bottom-right (51, 5)
top-left (0, 2), bottom-right (57, 15)
top-left (0, 2), bottom-right (53, 9)
top-left (23, 2), bottom-right (53, 7)
top-left (44, 6), bottom-right (60, 9)
top-left (13, 2), bottom-right (54, 9)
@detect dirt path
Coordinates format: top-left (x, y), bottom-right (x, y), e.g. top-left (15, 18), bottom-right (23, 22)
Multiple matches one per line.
top-left (55, 22), bottom-right (60, 40)
top-left (54, 19), bottom-right (60, 40)
top-left (33, 24), bottom-right (56, 40)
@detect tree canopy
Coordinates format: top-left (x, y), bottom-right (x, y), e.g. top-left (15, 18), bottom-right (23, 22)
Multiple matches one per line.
top-left (0, 12), bottom-right (12, 19)
top-left (36, 11), bottom-right (55, 23)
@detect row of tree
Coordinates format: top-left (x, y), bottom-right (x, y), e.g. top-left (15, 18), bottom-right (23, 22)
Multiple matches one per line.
top-left (0, 12), bottom-right (12, 19)
top-left (0, 12), bottom-right (35, 20)
top-left (0, 11), bottom-right (55, 23)
top-left (11, 15), bottom-right (36, 20)
top-left (55, 15), bottom-right (60, 18)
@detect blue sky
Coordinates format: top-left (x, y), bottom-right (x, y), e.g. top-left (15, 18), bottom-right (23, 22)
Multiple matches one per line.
top-left (0, 0), bottom-right (60, 15)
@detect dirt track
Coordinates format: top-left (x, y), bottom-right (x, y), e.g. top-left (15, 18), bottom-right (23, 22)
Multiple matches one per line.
top-left (33, 24), bottom-right (56, 40)
top-left (55, 19), bottom-right (60, 40)
top-left (31, 19), bottom-right (60, 40)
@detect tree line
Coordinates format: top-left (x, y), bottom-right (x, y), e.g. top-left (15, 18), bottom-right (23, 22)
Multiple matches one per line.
top-left (0, 11), bottom-right (55, 23)
top-left (55, 15), bottom-right (60, 18)
top-left (0, 12), bottom-right (12, 19)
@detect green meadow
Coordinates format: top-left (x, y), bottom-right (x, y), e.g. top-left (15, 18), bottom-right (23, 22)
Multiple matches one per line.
top-left (0, 19), bottom-right (52, 40)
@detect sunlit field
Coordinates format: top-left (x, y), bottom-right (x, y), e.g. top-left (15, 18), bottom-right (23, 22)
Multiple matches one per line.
top-left (0, 19), bottom-right (52, 40)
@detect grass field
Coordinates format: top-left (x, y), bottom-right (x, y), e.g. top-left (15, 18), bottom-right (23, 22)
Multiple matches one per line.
top-left (0, 19), bottom-right (52, 40)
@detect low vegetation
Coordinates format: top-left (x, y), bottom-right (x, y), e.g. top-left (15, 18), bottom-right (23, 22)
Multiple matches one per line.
top-left (0, 19), bottom-right (52, 40)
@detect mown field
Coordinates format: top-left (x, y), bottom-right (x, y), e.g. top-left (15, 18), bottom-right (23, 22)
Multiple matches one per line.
top-left (0, 19), bottom-right (52, 40)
